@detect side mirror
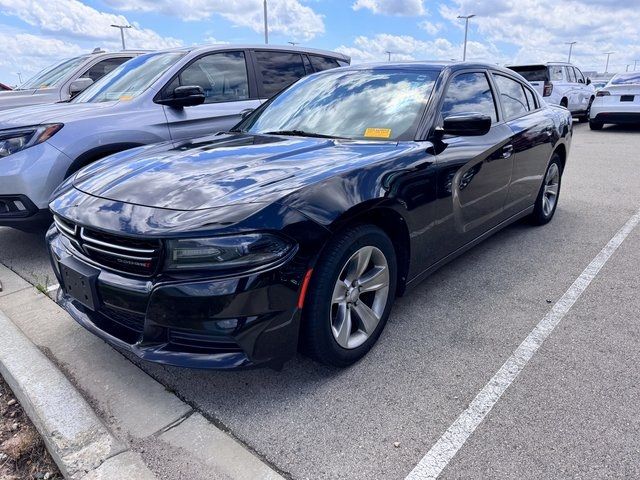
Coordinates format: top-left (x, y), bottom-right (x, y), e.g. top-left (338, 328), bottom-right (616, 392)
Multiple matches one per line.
top-left (157, 85), bottom-right (205, 108)
top-left (69, 77), bottom-right (94, 96)
top-left (440, 113), bottom-right (492, 137)
top-left (586, 78), bottom-right (592, 85)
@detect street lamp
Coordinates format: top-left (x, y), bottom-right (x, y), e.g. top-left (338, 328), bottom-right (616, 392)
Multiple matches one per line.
top-left (288, 41), bottom-right (299, 46)
top-left (565, 41), bottom-right (576, 63)
top-left (385, 51), bottom-right (393, 61)
top-left (14, 72), bottom-right (22, 84)
top-left (603, 51), bottom-right (614, 74)
top-left (110, 24), bottom-right (132, 50)
top-left (457, 14), bottom-right (475, 61)
top-left (263, 0), bottom-right (269, 44)
top-left (634, 60), bottom-right (639, 71)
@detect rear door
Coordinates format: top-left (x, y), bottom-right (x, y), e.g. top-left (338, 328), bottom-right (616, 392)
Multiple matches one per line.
top-left (492, 73), bottom-right (555, 215)
top-left (161, 50), bottom-right (261, 140)
top-left (433, 70), bottom-right (515, 255)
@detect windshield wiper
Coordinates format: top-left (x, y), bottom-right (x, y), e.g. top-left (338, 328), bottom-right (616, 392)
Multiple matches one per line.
top-left (263, 130), bottom-right (346, 139)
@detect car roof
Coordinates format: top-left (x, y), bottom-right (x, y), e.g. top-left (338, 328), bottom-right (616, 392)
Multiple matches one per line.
top-left (149, 44), bottom-right (350, 62)
top-left (338, 61), bottom-right (515, 75)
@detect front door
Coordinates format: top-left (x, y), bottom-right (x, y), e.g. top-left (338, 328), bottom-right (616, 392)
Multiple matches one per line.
top-left (432, 71), bottom-right (515, 258)
top-left (162, 50), bottom-right (261, 141)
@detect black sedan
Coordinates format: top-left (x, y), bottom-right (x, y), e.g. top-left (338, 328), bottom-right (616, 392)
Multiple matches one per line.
top-left (47, 62), bottom-right (572, 369)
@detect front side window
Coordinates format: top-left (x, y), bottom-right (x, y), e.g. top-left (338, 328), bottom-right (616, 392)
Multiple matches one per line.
top-left (254, 51), bottom-right (307, 97)
top-left (564, 66), bottom-right (577, 83)
top-left (493, 74), bottom-right (529, 119)
top-left (18, 55), bottom-right (89, 90)
top-left (81, 57), bottom-right (132, 83)
top-left (243, 69), bottom-right (439, 141)
top-left (441, 72), bottom-right (498, 123)
top-left (575, 67), bottom-right (585, 83)
top-left (171, 51), bottom-right (249, 103)
top-left (73, 52), bottom-right (186, 103)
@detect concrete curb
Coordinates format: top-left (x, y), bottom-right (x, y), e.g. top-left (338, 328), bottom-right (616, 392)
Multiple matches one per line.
top-left (0, 263), bottom-right (285, 480)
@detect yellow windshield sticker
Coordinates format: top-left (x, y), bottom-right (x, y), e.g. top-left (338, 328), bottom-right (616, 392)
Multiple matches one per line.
top-left (364, 128), bottom-right (392, 139)
top-left (119, 95), bottom-right (134, 101)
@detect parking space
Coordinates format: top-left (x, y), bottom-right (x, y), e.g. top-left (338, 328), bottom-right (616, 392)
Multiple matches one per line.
top-left (1, 123), bottom-right (639, 479)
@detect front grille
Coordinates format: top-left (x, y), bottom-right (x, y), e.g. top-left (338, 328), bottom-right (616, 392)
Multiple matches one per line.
top-left (54, 215), bottom-right (162, 276)
top-left (100, 306), bottom-right (146, 333)
top-left (168, 329), bottom-right (243, 353)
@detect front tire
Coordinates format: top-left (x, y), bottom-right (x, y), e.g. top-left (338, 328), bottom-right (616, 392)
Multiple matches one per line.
top-left (301, 225), bottom-right (397, 367)
top-left (530, 154), bottom-right (562, 225)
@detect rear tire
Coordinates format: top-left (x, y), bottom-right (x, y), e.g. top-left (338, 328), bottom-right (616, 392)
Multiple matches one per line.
top-left (589, 120), bottom-right (603, 130)
top-left (530, 154), bottom-right (562, 225)
top-left (301, 225), bottom-right (397, 367)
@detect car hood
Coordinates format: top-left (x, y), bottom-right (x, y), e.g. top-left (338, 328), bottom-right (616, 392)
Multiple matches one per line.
top-left (0, 101), bottom-right (118, 129)
top-left (72, 133), bottom-right (406, 211)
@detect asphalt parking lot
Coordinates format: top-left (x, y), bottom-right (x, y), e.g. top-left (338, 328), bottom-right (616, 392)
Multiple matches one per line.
top-left (1, 122), bottom-right (639, 479)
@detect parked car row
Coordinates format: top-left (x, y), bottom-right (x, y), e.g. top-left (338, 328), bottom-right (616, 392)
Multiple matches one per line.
top-left (0, 45), bottom-right (349, 230)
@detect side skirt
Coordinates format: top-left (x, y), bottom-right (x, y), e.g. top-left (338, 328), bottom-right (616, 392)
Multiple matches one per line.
top-left (404, 205), bottom-right (535, 292)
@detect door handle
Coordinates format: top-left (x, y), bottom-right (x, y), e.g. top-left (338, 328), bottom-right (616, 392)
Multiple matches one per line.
top-left (502, 144), bottom-right (514, 159)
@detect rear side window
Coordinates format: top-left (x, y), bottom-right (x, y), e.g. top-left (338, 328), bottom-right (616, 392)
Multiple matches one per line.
top-left (564, 66), bottom-right (577, 83)
top-left (524, 87), bottom-right (537, 110)
top-left (309, 55), bottom-right (341, 72)
top-left (441, 72), bottom-right (498, 123)
top-left (82, 57), bottom-right (131, 83)
top-left (549, 66), bottom-right (564, 81)
top-left (174, 51), bottom-right (249, 103)
top-left (493, 74), bottom-right (529, 119)
top-left (254, 51), bottom-right (306, 97)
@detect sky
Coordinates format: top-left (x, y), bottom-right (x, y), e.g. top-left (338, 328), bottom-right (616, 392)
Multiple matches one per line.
top-left (1, 0), bottom-right (640, 85)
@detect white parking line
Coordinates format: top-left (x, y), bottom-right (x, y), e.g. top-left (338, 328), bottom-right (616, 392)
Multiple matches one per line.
top-left (406, 208), bottom-right (640, 480)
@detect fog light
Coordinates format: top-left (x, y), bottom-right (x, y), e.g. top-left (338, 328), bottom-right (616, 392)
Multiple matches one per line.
top-left (13, 200), bottom-right (26, 211)
top-left (217, 319), bottom-right (238, 330)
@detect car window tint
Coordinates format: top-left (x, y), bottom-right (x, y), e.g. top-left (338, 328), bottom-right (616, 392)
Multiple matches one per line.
top-left (309, 55), bottom-right (341, 72)
top-left (178, 51), bottom-right (249, 103)
top-left (524, 87), bottom-right (537, 110)
top-left (254, 51), bottom-right (306, 97)
top-left (81, 57), bottom-right (131, 83)
top-left (549, 66), bottom-right (564, 81)
top-left (575, 67), bottom-right (585, 83)
top-left (441, 72), bottom-right (497, 123)
top-left (493, 74), bottom-right (529, 118)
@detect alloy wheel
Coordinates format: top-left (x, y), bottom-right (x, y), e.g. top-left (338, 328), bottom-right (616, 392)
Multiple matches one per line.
top-left (330, 246), bottom-right (390, 349)
top-left (542, 163), bottom-right (560, 217)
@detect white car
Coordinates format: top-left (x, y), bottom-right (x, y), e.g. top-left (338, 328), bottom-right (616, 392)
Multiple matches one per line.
top-left (508, 62), bottom-right (595, 121)
top-left (589, 72), bottom-right (640, 130)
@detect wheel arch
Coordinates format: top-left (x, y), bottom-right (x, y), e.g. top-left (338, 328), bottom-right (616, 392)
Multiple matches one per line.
top-left (64, 143), bottom-right (145, 178)
top-left (552, 143), bottom-right (567, 173)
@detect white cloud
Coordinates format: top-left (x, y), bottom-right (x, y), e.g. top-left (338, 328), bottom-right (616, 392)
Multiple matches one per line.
top-left (352, 0), bottom-right (426, 16)
top-left (0, 0), bottom-right (182, 49)
top-left (419, 20), bottom-right (443, 35)
top-left (440, 0), bottom-right (640, 72)
top-left (335, 33), bottom-right (505, 64)
top-left (103, 0), bottom-right (325, 41)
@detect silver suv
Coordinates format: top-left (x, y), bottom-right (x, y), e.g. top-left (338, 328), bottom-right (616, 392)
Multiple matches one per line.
top-left (0, 49), bottom-right (145, 111)
top-left (508, 62), bottom-right (596, 121)
top-left (0, 44), bottom-right (349, 230)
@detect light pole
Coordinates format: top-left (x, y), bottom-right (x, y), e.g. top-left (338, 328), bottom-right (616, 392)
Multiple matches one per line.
top-left (385, 51), bottom-right (393, 61)
top-left (110, 24), bottom-right (132, 50)
top-left (263, 0), bottom-right (269, 44)
top-left (635, 60), bottom-right (639, 71)
top-left (565, 41), bottom-right (576, 63)
top-left (288, 41), bottom-right (298, 46)
top-left (603, 51), bottom-right (614, 74)
top-left (626, 64), bottom-right (632, 72)
top-left (457, 14), bottom-right (475, 61)
top-left (14, 72), bottom-right (22, 84)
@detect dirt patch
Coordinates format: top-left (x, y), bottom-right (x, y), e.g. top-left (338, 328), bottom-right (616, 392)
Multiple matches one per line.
top-left (0, 376), bottom-right (61, 480)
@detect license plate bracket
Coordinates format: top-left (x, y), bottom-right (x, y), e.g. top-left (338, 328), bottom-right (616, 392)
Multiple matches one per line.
top-left (59, 256), bottom-right (100, 311)
top-left (621, 95), bottom-right (635, 102)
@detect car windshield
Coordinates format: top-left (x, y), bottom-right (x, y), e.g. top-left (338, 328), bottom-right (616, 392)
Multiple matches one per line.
top-left (17, 55), bottom-right (89, 90)
top-left (243, 68), bottom-right (440, 141)
top-left (73, 51), bottom-right (186, 104)
top-left (610, 73), bottom-right (640, 85)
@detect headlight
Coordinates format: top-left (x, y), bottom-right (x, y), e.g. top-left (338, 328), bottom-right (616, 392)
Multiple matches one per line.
top-left (165, 233), bottom-right (294, 271)
top-left (0, 124), bottom-right (63, 158)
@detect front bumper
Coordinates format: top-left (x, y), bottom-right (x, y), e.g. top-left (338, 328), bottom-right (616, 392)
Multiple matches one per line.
top-left (0, 141), bottom-right (71, 227)
top-left (47, 226), bottom-right (306, 370)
